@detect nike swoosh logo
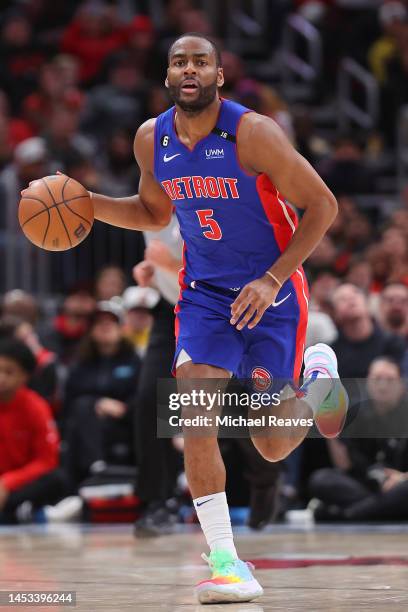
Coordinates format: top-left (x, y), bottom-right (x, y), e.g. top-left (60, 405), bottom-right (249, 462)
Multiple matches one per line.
top-left (196, 498), bottom-right (214, 507)
top-left (163, 153), bottom-right (181, 162)
top-left (272, 292), bottom-right (292, 307)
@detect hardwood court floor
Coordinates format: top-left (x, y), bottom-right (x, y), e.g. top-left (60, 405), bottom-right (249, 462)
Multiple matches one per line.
top-left (1, 523), bottom-right (408, 611)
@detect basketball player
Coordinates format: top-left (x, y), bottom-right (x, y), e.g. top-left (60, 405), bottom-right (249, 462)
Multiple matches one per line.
top-left (35, 34), bottom-right (349, 603)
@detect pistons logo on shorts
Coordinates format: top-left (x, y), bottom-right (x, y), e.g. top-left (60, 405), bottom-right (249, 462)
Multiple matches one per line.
top-left (251, 367), bottom-right (272, 392)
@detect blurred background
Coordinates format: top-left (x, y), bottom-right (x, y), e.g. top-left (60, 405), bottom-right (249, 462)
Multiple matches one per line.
top-left (1, 0), bottom-right (408, 531)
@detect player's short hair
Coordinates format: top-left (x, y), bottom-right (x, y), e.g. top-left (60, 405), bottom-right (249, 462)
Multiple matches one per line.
top-left (168, 33), bottom-right (222, 68)
top-left (0, 338), bottom-right (36, 375)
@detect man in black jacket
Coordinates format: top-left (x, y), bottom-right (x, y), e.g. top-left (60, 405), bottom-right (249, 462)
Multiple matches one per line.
top-left (331, 284), bottom-right (405, 377)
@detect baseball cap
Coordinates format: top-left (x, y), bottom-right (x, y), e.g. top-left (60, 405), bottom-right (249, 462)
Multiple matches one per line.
top-left (14, 137), bottom-right (47, 165)
top-left (379, 1), bottom-right (407, 25)
top-left (93, 299), bottom-right (125, 324)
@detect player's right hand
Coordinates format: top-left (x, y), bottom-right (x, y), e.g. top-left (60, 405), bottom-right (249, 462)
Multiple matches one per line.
top-left (230, 274), bottom-right (281, 330)
top-left (133, 261), bottom-right (155, 287)
top-left (20, 172), bottom-right (70, 197)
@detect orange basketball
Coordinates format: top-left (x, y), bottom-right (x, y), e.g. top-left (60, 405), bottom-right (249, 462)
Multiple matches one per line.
top-left (18, 174), bottom-right (94, 251)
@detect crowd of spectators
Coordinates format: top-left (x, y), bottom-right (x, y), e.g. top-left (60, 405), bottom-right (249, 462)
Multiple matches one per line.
top-left (1, 0), bottom-right (408, 529)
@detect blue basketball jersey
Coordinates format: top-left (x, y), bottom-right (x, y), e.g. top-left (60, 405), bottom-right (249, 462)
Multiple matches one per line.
top-left (153, 98), bottom-right (299, 290)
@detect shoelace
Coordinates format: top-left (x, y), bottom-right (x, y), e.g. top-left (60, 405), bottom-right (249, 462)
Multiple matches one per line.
top-left (201, 553), bottom-right (255, 574)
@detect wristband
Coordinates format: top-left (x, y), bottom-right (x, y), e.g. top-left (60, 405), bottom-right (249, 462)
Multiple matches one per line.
top-left (265, 270), bottom-right (283, 288)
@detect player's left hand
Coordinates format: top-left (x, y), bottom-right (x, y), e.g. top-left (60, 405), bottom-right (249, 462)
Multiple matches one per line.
top-left (230, 274), bottom-right (281, 330)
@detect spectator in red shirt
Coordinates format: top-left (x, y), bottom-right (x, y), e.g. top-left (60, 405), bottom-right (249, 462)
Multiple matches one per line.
top-left (0, 90), bottom-right (34, 156)
top-left (61, 2), bottom-right (129, 84)
top-left (0, 11), bottom-right (48, 110)
top-left (40, 289), bottom-right (96, 366)
top-left (0, 316), bottom-right (60, 414)
top-left (0, 339), bottom-right (67, 524)
top-left (22, 62), bottom-right (84, 135)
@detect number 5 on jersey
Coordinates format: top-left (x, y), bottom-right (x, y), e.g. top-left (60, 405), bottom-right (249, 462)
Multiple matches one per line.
top-left (196, 209), bottom-right (222, 240)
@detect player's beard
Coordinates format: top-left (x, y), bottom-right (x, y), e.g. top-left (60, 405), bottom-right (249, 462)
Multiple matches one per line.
top-left (168, 80), bottom-right (218, 114)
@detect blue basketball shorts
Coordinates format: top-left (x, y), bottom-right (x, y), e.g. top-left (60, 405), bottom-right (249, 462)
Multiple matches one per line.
top-left (173, 272), bottom-right (309, 388)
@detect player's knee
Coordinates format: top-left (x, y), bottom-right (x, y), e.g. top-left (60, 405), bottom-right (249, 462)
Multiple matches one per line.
top-left (251, 437), bottom-right (293, 462)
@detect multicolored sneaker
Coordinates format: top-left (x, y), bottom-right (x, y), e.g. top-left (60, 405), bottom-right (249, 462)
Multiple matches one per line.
top-left (195, 549), bottom-right (263, 604)
top-left (303, 343), bottom-right (349, 438)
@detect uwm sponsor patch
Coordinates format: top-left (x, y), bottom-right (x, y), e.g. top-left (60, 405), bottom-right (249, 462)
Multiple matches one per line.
top-left (161, 176), bottom-right (239, 201)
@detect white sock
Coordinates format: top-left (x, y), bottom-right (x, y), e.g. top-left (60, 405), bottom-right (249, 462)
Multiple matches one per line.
top-left (193, 491), bottom-right (238, 558)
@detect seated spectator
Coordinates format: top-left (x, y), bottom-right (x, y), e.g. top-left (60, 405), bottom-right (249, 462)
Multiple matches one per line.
top-left (0, 137), bottom-right (48, 232)
top-left (44, 104), bottom-right (95, 174)
top-left (61, 1), bottom-right (129, 84)
top-left (63, 300), bottom-right (141, 488)
top-left (380, 19), bottom-right (408, 144)
top-left (0, 316), bottom-right (59, 412)
top-left (122, 286), bottom-right (159, 357)
top-left (94, 265), bottom-right (126, 300)
top-left (378, 282), bottom-right (408, 338)
top-left (345, 259), bottom-right (373, 295)
top-left (52, 54), bottom-right (81, 90)
top-left (40, 289), bottom-right (96, 366)
top-left (0, 90), bottom-right (34, 155)
top-left (309, 357), bottom-right (408, 521)
top-left (0, 10), bottom-right (47, 110)
top-left (330, 211), bottom-right (373, 277)
top-left (82, 53), bottom-right (145, 142)
top-left (309, 270), bottom-right (340, 313)
top-left (380, 226), bottom-right (408, 285)
top-left (331, 283), bottom-right (405, 377)
top-left (367, 244), bottom-right (394, 293)
top-left (22, 62), bottom-right (84, 135)
top-left (1, 289), bottom-right (39, 325)
top-left (126, 15), bottom-right (156, 79)
top-left (368, 0), bottom-right (407, 84)
top-left (0, 339), bottom-right (66, 524)
top-left (341, 212), bottom-right (373, 259)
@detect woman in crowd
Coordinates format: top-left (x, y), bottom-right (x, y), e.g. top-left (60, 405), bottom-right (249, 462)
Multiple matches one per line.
top-left (63, 300), bottom-right (140, 489)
